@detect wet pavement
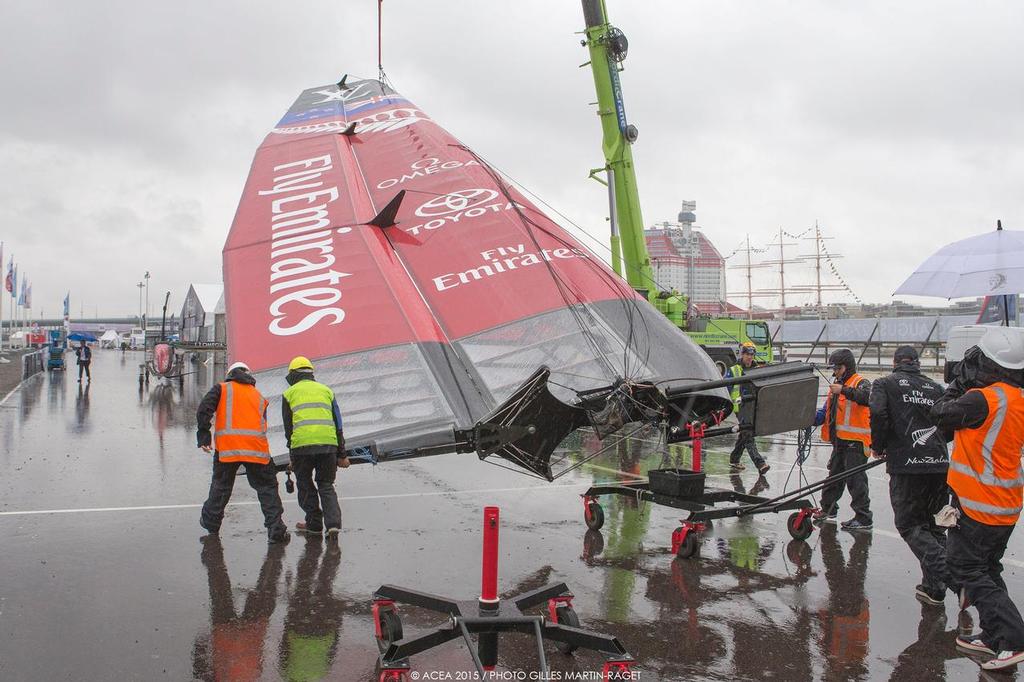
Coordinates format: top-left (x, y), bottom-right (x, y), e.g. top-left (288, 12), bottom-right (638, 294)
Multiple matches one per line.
top-left (0, 351), bottom-right (1022, 681)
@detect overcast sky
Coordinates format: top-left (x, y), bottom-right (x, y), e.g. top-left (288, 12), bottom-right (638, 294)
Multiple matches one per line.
top-left (1, 1), bottom-right (1022, 319)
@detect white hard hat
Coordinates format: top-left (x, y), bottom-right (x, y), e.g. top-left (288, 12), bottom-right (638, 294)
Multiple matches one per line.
top-left (227, 361), bottom-right (250, 375)
top-left (977, 327), bottom-right (1024, 370)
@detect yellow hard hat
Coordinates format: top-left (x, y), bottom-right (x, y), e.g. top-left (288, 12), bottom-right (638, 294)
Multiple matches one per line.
top-left (288, 356), bottom-right (314, 372)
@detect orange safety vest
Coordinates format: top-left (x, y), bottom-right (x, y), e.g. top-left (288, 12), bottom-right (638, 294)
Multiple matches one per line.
top-left (214, 381), bottom-right (271, 464)
top-left (820, 373), bottom-right (872, 447)
top-left (948, 382), bottom-right (1024, 526)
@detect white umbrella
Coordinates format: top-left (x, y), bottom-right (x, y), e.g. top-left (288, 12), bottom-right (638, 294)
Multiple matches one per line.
top-left (894, 220), bottom-right (1022, 325)
top-left (894, 220), bottom-right (1024, 300)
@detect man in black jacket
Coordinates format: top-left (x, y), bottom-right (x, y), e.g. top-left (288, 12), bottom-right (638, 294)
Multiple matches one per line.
top-left (869, 345), bottom-right (950, 605)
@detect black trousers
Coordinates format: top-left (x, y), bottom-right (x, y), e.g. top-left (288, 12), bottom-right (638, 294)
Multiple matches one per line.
top-left (729, 431), bottom-right (765, 467)
top-left (889, 473), bottom-right (950, 593)
top-left (77, 361), bottom-right (91, 380)
top-left (820, 440), bottom-right (872, 524)
top-left (201, 455), bottom-right (286, 540)
top-left (947, 503), bottom-right (1024, 652)
top-left (291, 451), bottom-right (342, 531)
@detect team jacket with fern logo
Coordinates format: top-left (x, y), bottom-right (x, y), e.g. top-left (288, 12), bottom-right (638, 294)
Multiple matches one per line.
top-left (868, 366), bottom-right (949, 473)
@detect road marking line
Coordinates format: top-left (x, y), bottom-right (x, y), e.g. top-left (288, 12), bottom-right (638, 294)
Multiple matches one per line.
top-left (0, 483), bottom-right (583, 517)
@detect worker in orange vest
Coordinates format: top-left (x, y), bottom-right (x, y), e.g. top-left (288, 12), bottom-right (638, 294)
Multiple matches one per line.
top-left (813, 348), bottom-right (873, 530)
top-left (197, 361), bottom-right (287, 543)
top-left (932, 328), bottom-right (1024, 671)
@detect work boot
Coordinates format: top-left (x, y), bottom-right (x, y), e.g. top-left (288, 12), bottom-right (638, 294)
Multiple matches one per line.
top-left (840, 519), bottom-right (873, 531)
top-left (729, 462), bottom-right (745, 472)
top-left (295, 521), bottom-right (323, 535)
top-left (812, 510), bottom-right (837, 524)
top-left (268, 525), bottom-right (290, 544)
top-left (199, 518), bottom-right (220, 535)
top-left (982, 651), bottom-right (1024, 670)
top-left (915, 584), bottom-right (944, 606)
top-left (956, 636), bottom-right (995, 656)
top-left (757, 462), bottom-right (771, 475)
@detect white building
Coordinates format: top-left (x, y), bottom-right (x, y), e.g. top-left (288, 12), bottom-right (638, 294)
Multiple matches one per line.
top-left (179, 283), bottom-right (225, 344)
top-left (645, 201), bottom-right (727, 307)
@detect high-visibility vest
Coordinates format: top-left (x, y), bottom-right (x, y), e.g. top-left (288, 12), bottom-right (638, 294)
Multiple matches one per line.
top-left (948, 382), bottom-right (1024, 526)
top-left (729, 364), bottom-right (744, 408)
top-left (820, 373), bottom-right (871, 447)
top-left (283, 380), bottom-right (338, 449)
top-left (214, 381), bottom-right (271, 464)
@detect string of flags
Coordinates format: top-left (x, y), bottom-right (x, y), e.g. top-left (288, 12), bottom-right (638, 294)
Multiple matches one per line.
top-left (724, 225), bottom-right (864, 304)
top-left (820, 239), bottom-right (864, 304)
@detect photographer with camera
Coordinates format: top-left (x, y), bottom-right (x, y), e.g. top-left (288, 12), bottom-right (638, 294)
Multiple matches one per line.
top-left (931, 327), bottom-right (1024, 670)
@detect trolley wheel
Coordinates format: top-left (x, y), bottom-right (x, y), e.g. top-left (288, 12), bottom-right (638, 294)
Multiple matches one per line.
top-left (377, 609), bottom-right (404, 646)
top-left (555, 605), bottom-right (580, 655)
top-left (787, 512), bottom-right (814, 541)
top-left (585, 502), bottom-right (605, 531)
top-left (675, 528), bottom-right (701, 559)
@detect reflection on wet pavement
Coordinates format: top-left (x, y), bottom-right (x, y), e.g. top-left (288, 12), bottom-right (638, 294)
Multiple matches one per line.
top-left (0, 352), bottom-right (1021, 680)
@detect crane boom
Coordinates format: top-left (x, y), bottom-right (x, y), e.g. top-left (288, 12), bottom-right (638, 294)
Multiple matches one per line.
top-left (579, 0), bottom-right (773, 366)
top-left (580, 0), bottom-right (653, 297)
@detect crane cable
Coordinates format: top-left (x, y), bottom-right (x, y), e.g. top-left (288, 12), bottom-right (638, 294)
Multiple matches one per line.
top-left (377, 1), bottom-right (392, 89)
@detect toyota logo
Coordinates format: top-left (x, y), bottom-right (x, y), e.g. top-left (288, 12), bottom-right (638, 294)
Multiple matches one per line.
top-left (415, 189), bottom-right (499, 217)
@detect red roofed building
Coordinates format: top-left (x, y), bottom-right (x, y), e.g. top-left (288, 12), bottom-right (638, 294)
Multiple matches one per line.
top-left (645, 201), bottom-right (727, 307)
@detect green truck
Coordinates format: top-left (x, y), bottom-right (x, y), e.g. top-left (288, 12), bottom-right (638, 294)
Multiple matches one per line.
top-left (580, 0), bottom-right (773, 371)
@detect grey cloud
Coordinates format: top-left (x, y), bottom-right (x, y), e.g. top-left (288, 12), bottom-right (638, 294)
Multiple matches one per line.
top-left (1, 0), bottom-right (1022, 315)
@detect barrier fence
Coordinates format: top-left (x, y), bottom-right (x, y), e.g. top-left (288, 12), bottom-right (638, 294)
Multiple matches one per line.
top-left (768, 315), bottom-right (977, 369)
top-left (21, 349), bottom-right (45, 380)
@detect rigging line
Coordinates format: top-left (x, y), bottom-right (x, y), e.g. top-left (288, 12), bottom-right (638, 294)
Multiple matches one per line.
top-left (551, 424), bottom-right (651, 480)
top-left (341, 109), bottom-right (486, 422)
top-left (463, 147), bottom-right (622, 381)
top-left (453, 148), bottom-right (657, 379)
top-left (376, 0), bottom-right (386, 86)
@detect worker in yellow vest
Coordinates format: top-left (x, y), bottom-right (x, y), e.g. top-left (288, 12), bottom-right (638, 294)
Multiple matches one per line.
top-left (726, 342), bottom-right (770, 475)
top-left (282, 356), bottom-right (348, 535)
top-left (813, 348), bottom-right (873, 530)
top-left (197, 361), bottom-right (287, 543)
top-left (931, 328), bottom-right (1024, 671)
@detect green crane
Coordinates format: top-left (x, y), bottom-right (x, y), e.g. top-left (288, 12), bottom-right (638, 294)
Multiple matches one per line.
top-left (579, 0), bottom-right (773, 369)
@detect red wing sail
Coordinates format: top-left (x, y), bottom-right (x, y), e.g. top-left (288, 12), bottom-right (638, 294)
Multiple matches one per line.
top-left (223, 77), bottom-right (723, 456)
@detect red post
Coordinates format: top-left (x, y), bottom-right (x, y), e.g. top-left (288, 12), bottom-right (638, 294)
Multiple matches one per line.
top-left (688, 423), bottom-right (705, 472)
top-left (480, 506), bottom-right (500, 604)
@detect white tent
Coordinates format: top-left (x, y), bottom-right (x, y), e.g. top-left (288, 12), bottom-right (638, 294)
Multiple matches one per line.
top-left (99, 329), bottom-right (121, 348)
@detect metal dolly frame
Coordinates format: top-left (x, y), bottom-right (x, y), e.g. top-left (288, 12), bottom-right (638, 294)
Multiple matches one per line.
top-left (372, 507), bottom-right (635, 682)
top-left (581, 480), bottom-right (817, 560)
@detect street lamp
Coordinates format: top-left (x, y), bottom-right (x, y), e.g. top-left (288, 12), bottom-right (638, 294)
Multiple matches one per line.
top-left (144, 271), bottom-right (150, 329)
top-left (137, 281), bottom-right (144, 327)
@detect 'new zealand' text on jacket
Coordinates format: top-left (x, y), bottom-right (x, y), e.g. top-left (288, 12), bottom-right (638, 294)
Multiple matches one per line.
top-left (869, 365), bottom-right (948, 473)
